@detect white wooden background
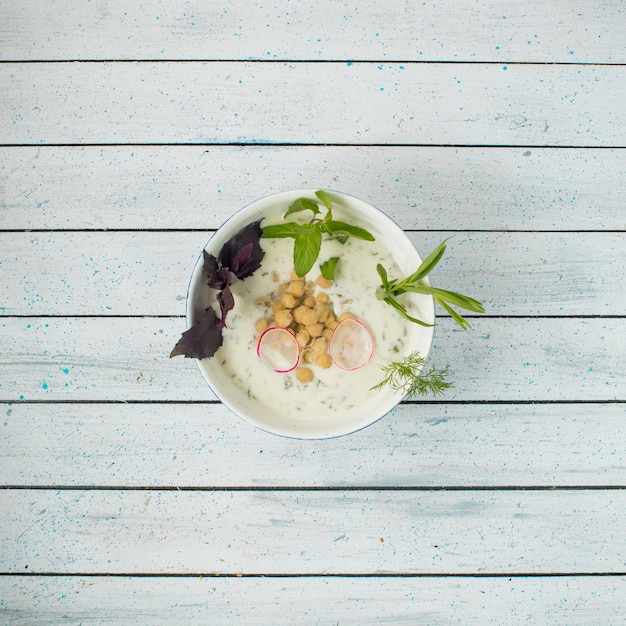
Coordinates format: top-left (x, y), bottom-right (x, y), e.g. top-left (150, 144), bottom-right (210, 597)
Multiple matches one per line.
top-left (1, 1), bottom-right (625, 623)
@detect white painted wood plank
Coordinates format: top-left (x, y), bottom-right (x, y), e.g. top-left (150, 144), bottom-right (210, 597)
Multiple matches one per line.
top-left (2, 575), bottom-right (625, 625)
top-left (2, 489), bottom-right (624, 574)
top-left (2, 231), bottom-right (624, 316)
top-left (0, 317), bottom-right (623, 402)
top-left (2, 63), bottom-right (623, 146)
top-left (1, 0), bottom-right (623, 63)
top-left (2, 402), bottom-right (624, 488)
top-left (2, 146), bottom-right (624, 231)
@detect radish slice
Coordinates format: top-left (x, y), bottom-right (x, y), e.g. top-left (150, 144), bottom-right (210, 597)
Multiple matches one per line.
top-left (329, 318), bottom-right (374, 371)
top-left (257, 327), bottom-right (300, 373)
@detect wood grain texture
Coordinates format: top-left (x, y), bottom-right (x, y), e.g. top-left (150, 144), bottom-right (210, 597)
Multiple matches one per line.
top-left (1, 0), bottom-right (623, 63)
top-left (0, 317), bottom-right (623, 403)
top-left (2, 63), bottom-right (624, 146)
top-left (2, 0), bottom-right (624, 620)
top-left (2, 575), bottom-right (625, 625)
top-left (2, 146), bottom-right (625, 231)
top-left (2, 489), bottom-right (625, 574)
top-left (0, 145), bottom-right (626, 231)
top-left (1, 231), bottom-right (624, 316)
top-left (2, 402), bottom-right (624, 488)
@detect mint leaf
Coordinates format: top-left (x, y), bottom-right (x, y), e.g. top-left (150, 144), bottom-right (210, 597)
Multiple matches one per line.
top-left (293, 227), bottom-right (322, 277)
top-left (315, 189), bottom-right (333, 211)
top-left (284, 197), bottom-right (320, 218)
top-left (320, 256), bottom-right (340, 281)
top-left (322, 220), bottom-right (375, 242)
top-left (261, 222), bottom-right (302, 238)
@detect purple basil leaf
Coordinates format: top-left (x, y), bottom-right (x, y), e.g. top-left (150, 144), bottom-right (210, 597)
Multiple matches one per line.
top-left (211, 267), bottom-right (236, 291)
top-left (217, 285), bottom-right (235, 327)
top-left (230, 243), bottom-right (253, 277)
top-left (203, 250), bottom-right (219, 282)
top-left (218, 220), bottom-right (265, 280)
top-left (169, 307), bottom-right (224, 359)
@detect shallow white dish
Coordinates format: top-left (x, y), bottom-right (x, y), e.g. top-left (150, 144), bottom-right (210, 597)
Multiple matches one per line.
top-left (186, 189), bottom-right (434, 439)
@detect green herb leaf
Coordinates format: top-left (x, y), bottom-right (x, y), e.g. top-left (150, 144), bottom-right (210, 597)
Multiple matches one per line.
top-left (406, 237), bottom-right (453, 283)
top-left (293, 227), bottom-right (323, 277)
top-left (315, 189), bottom-right (333, 211)
top-left (384, 296), bottom-right (435, 328)
top-left (261, 190), bottom-right (376, 280)
top-left (376, 263), bottom-right (389, 289)
top-left (320, 256), bottom-right (340, 281)
top-left (284, 197), bottom-right (321, 218)
top-left (370, 351), bottom-right (452, 398)
top-left (261, 222), bottom-right (301, 239)
top-left (322, 220), bottom-right (375, 242)
top-left (376, 239), bottom-right (484, 330)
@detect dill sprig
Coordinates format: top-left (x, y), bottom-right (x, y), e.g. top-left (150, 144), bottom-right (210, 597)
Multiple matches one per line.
top-left (370, 351), bottom-right (453, 398)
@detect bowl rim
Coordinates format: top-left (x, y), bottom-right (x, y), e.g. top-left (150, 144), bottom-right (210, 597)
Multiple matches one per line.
top-left (184, 188), bottom-right (435, 439)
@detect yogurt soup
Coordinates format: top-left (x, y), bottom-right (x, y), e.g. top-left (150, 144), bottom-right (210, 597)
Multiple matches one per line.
top-left (194, 195), bottom-right (434, 436)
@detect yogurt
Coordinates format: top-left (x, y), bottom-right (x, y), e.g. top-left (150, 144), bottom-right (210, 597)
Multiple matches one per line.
top-left (200, 206), bottom-right (430, 425)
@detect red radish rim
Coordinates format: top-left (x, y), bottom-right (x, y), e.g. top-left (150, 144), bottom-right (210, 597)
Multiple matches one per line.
top-left (329, 318), bottom-right (375, 371)
top-left (256, 326), bottom-right (300, 373)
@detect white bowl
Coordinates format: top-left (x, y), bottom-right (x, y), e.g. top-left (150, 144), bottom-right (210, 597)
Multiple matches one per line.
top-left (186, 189), bottom-right (434, 439)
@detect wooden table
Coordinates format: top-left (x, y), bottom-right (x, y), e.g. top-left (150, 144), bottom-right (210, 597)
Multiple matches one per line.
top-left (1, 1), bottom-right (625, 623)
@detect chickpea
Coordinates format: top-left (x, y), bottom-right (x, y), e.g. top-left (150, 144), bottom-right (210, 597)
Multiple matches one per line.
top-left (274, 309), bottom-right (293, 328)
top-left (281, 292), bottom-right (297, 309)
top-left (315, 304), bottom-right (330, 323)
top-left (306, 322), bottom-right (324, 338)
top-left (293, 305), bottom-right (309, 324)
top-left (302, 295), bottom-right (316, 309)
top-left (278, 282), bottom-right (290, 296)
top-left (316, 354), bottom-right (333, 369)
top-left (295, 366), bottom-right (314, 383)
top-left (290, 269), bottom-right (301, 281)
top-left (255, 318), bottom-right (269, 333)
top-left (338, 312), bottom-right (356, 322)
top-left (301, 349), bottom-right (315, 364)
top-left (301, 308), bottom-right (318, 326)
top-left (296, 329), bottom-right (310, 348)
top-left (315, 292), bottom-right (330, 305)
top-left (325, 318), bottom-right (338, 330)
top-left (315, 274), bottom-right (333, 289)
top-left (311, 337), bottom-right (328, 356)
top-left (288, 280), bottom-right (306, 298)
top-left (304, 281), bottom-right (316, 295)
top-left (322, 328), bottom-right (334, 341)
top-left (271, 299), bottom-right (285, 314)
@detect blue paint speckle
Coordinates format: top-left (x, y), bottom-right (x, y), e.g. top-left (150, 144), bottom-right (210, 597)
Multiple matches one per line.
top-left (502, 66), bottom-right (508, 70)
top-left (61, 368), bottom-right (69, 375)
top-left (42, 382), bottom-right (48, 390)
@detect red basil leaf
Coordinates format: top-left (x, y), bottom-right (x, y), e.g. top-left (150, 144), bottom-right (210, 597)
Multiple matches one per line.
top-left (217, 285), bottom-right (235, 327)
top-left (218, 220), bottom-right (265, 280)
top-left (169, 308), bottom-right (223, 359)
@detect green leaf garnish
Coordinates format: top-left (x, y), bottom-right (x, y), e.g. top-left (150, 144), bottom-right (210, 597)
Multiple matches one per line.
top-left (376, 239), bottom-right (484, 330)
top-left (284, 197), bottom-right (320, 218)
top-left (322, 220), bottom-right (376, 242)
top-left (315, 189), bottom-right (333, 211)
top-left (293, 228), bottom-right (323, 277)
top-left (261, 190), bottom-right (375, 277)
top-left (370, 351), bottom-right (452, 398)
top-left (320, 256), bottom-right (340, 281)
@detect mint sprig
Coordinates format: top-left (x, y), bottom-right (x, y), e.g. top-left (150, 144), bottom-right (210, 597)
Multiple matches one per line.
top-left (261, 190), bottom-right (375, 277)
